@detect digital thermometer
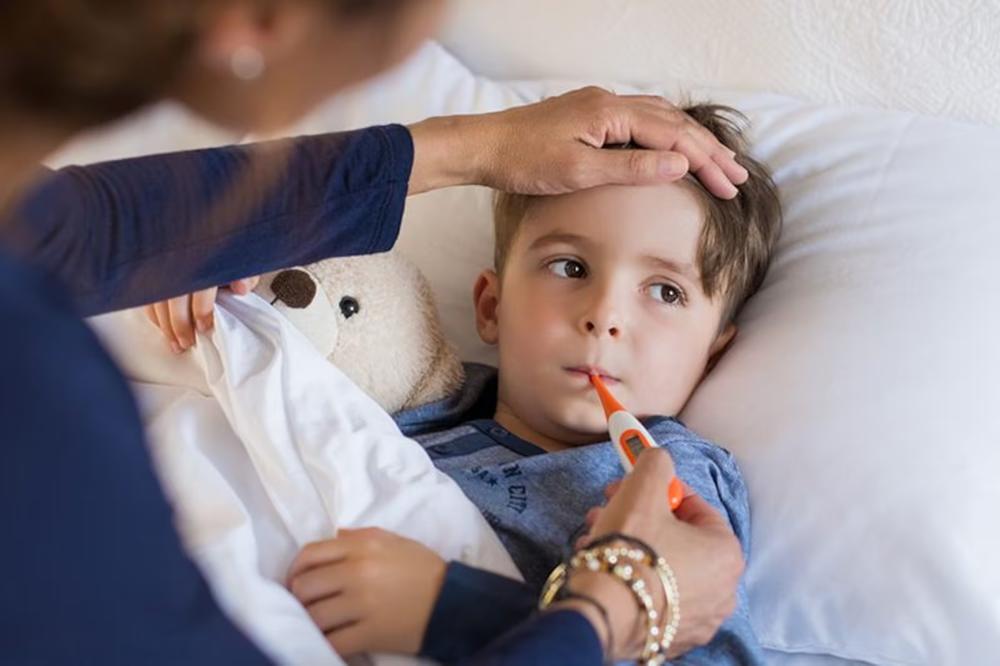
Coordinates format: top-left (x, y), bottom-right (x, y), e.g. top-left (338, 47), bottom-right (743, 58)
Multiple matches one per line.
top-left (590, 372), bottom-right (684, 511)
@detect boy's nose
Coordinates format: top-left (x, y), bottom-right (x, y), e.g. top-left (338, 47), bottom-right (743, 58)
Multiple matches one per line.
top-left (579, 282), bottom-right (624, 338)
top-left (584, 319), bottom-right (620, 338)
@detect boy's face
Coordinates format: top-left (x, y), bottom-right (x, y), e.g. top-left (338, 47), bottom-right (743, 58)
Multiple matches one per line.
top-left (475, 183), bottom-right (736, 448)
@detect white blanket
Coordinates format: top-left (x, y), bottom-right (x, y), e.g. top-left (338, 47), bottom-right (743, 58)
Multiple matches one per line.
top-left (90, 293), bottom-right (519, 666)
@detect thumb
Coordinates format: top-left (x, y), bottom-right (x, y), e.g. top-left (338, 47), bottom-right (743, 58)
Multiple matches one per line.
top-left (631, 447), bottom-right (678, 489)
top-left (582, 148), bottom-right (689, 187)
top-left (608, 447), bottom-right (679, 513)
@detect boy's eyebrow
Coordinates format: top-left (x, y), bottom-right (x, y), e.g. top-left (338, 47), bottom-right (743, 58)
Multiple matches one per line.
top-left (643, 255), bottom-right (700, 282)
top-left (527, 231), bottom-right (595, 251)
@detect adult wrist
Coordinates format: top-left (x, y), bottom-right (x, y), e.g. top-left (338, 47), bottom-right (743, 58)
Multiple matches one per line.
top-left (549, 594), bottom-right (612, 655)
top-left (558, 570), bottom-right (638, 656)
top-left (407, 113), bottom-right (493, 195)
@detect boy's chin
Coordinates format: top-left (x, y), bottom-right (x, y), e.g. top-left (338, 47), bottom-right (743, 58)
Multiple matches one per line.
top-left (550, 408), bottom-right (612, 444)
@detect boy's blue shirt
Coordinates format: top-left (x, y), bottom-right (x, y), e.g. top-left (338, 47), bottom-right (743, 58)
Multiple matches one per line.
top-left (398, 362), bottom-right (763, 665)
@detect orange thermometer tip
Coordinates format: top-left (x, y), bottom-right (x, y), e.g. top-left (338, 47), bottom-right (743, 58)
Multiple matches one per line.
top-left (589, 372), bottom-right (626, 419)
top-left (668, 477), bottom-right (684, 510)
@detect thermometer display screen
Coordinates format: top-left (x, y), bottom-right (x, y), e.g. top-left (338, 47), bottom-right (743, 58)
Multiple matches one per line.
top-left (625, 434), bottom-right (646, 459)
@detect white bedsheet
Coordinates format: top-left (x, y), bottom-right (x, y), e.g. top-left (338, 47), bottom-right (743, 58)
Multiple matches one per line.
top-left (90, 293), bottom-right (519, 665)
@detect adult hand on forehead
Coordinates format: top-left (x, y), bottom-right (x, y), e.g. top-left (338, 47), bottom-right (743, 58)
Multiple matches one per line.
top-left (408, 86), bottom-right (749, 199)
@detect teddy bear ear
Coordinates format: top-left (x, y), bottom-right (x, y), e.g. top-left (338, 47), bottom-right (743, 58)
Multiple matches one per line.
top-left (271, 269), bottom-right (317, 309)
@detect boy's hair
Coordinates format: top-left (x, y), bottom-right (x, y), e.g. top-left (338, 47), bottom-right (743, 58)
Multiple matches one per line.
top-left (493, 103), bottom-right (783, 329)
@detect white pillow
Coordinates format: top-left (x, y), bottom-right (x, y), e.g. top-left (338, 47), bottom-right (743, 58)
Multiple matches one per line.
top-left (290, 44), bottom-right (1000, 664)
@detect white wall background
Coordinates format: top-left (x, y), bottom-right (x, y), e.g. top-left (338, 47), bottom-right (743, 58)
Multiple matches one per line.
top-left (440, 0), bottom-right (1000, 127)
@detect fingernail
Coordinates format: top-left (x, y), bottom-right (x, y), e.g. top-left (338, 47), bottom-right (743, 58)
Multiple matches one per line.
top-left (170, 342), bottom-right (182, 354)
top-left (195, 319), bottom-right (207, 333)
top-left (659, 155), bottom-right (687, 177)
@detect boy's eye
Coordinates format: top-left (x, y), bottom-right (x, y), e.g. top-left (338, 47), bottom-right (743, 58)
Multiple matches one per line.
top-left (547, 259), bottom-right (587, 279)
top-left (647, 283), bottom-right (685, 305)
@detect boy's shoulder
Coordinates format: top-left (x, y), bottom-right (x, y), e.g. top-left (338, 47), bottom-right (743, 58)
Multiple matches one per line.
top-left (648, 416), bottom-right (751, 554)
top-left (649, 416), bottom-right (744, 477)
top-left (647, 416), bottom-right (738, 467)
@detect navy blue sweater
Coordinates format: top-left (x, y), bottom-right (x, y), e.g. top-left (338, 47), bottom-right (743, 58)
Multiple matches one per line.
top-left (0, 126), bottom-right (601, 666)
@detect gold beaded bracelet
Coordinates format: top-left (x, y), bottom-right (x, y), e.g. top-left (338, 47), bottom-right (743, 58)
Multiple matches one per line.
top-left (605, 535), bottom-right (682, 659)
top-left (539, 534), bottom-right (681, 665)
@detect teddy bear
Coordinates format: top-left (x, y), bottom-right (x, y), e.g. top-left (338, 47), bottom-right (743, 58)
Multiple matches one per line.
top-left (252, 250), bottom-right (465, 414)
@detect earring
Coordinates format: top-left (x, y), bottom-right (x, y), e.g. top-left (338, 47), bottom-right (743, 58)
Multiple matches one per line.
top-left (230, 45), bottom-right (265, 81)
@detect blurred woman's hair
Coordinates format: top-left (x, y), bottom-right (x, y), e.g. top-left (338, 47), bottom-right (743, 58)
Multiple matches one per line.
top-left (0, 0), bottom-right (413, 127)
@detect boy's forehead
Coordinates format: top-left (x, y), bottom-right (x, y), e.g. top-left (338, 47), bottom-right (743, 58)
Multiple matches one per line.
top-left (519, 182), bottom-right (704, 255)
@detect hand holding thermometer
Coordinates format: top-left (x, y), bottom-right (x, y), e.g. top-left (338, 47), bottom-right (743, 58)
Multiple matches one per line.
top-left (590, 372), bottom-right (685, 511)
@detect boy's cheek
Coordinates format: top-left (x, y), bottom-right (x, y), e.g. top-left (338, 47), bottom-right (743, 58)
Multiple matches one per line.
top-left (636, 363), bottom-right (702, 416)
top-left (500, 305), bottom-right (564, 356)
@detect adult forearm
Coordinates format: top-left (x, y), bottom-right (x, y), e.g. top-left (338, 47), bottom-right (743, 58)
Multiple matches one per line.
top-left (9, 126), bottom-right (411, 315)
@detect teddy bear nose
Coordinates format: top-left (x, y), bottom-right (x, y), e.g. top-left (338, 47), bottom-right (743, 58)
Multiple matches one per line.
top-left (270, 269), bottom-right (316, 308)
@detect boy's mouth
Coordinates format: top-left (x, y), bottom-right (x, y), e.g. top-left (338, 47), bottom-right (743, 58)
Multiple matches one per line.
top-left (565, 366), bottom-right (620, 383)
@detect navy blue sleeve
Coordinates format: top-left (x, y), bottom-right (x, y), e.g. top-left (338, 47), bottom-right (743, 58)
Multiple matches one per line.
top-left (1, 125), bottom-right (411, 665)
top-left (420, 562), bottom-right (536, 662)
top-left (7, 125), bottom-right (412, 316)
top-left (0, 257), bottom-right (272, 665)
top-left (420, 563), bottom-right (603, 666)
top-left (459, 610), bottom-right (603, 666)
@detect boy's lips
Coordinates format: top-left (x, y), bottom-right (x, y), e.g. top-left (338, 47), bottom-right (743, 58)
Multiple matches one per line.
top-left (565, 366), bottom-right (620, 383)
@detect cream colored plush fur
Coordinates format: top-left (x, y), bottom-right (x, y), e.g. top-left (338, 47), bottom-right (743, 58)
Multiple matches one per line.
top-left (254, 251), bottom-right (464, 414)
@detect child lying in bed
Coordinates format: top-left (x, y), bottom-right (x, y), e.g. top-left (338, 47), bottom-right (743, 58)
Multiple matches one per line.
top-left (285, 103), bottom-right (782, 664)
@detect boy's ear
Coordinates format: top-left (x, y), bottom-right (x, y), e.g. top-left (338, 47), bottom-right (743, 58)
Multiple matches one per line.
top-left (704, 323), bottom-right (738, 376)
top-left (473, 269), bottom-right (501, 345)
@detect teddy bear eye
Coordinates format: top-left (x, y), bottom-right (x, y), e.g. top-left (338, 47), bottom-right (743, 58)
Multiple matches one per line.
top-left (339, 296), bottom-right (360, 319)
